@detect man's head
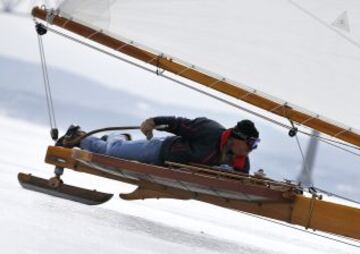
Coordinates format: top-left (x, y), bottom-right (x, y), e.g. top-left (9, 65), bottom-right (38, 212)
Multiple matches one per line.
top-left (233, 120), bottom-right (259, 140)
top-left (229, 120), bottom-right (260, 157)
top-left (220, 120), bottom-right (260, 164)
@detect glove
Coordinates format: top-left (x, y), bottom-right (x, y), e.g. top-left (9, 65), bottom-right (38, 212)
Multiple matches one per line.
top-left (140, 118), bottom-right (156, 140)
top-left (56, 125), bottom-right (86, 148)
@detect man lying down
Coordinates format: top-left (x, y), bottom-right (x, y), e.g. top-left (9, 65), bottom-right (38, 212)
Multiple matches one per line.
top-left (59, 116), bottom-right (260, 174)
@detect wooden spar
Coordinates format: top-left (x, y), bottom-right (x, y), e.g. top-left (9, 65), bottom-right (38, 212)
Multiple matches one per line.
top-left (291, 196), bottom-right (360, 240)
top-left (31, 7), bottom-right (360, 148)
top-left (45, 146), bottom-right (360, 240)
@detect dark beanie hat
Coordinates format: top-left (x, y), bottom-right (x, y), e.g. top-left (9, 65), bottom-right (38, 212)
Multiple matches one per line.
top-left (233, 120), bottom-right (259, 139)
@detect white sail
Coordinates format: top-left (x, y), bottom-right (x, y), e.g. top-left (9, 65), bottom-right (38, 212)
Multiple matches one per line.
top-left (56, 0), bottom-right (360, 134)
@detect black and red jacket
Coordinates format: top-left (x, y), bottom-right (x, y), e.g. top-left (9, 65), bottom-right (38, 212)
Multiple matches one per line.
top-left (153, 116), bottom-right (250, 173)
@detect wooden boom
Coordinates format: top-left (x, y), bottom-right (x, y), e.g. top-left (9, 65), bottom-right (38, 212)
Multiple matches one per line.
top-left (45, 146), bottom-right (360, 240)
top-left (31, 7), bottom-right (360, 148)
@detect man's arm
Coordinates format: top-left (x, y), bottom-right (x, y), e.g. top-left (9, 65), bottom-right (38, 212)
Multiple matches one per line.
top-left (152, 116), bottom-right (207, 140)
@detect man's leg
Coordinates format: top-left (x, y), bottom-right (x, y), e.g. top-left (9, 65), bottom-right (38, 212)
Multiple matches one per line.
top-left (80, 133), bottom-right (164, 165)
top-left (80, 133), bottom-right (130, 154)
top-left (80, 136), bottom-right (107, 154)
top-left (106, 134), bottom-right (164, 164)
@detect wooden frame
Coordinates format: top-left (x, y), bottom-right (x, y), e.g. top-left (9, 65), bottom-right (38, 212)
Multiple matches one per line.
top-left (45, 146), bottom-right (360, 240)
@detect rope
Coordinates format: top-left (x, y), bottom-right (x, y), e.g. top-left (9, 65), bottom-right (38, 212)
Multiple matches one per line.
top-left (63, 125), bottom-right (168, 147)
top-left (65, 126), bottom-right (140, 147)
top-left (42, 29), bottom-right (288, 130)
top-left (300, 129), bottom-right (351, 146)
top-left (312, 186), bottom-right (360, 205)
top-left (305, 194), bottom-right (316, 229)
top-left (291, 127), bottom-right (360, 204)
top-left (36, 31), bottom-right (57, 132)
top-left (307, 134), bottom-right (360, 157)
top-left (43, 27), bottom-right (290, 130)
top-left (45, 26), bottom-right (154, 74)
top-left (161, 73), bottom-right (360, 157)
top-left (294, 131), bottom-right (309, 173)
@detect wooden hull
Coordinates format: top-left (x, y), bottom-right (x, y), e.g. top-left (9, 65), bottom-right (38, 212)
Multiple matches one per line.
top-left (45, 146), bottom-right (360, 240)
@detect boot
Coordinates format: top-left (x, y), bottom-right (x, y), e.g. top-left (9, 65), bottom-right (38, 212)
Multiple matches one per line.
top-left (56, 124), bottom-right (87, 148)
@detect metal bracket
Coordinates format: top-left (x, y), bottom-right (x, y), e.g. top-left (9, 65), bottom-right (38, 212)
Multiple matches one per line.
top-left (288, 120), bottom-right (298, 137)
top-left (304, 187), bottom-right (323, 230)
top-left (44, 7), bottom-right (59, 24)
top-left (308, 186), bottom-right (323, 200)
top-left (50, 128), bottom-right (59, 141)
top-left (155, 54), bottom-right (166, 75)
top-left (305, 195), bottom-right (315, 229)
top-left (35, 23), bottom-right (47, 36)
top-left (54, 166), bottom-right (64, 177)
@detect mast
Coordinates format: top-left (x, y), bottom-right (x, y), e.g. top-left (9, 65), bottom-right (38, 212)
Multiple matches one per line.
top-left (298, 130), bottom-right (319, 186)
top-left (31, 6), bottom-right (360, 148)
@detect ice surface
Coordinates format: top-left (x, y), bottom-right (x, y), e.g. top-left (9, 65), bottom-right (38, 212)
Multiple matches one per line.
top-left (0, 115), bottom-right (358, 253)
top-left (0, 2), bottom-right (359, 253)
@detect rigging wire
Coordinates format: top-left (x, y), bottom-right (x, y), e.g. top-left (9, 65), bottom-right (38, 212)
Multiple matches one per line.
top-left (291, 131), bottom-right (360, 205)
top-left (36, 24), bottom-right (58, 140)
top-left (293, 130), bottom-right (309, 173)
top-left (312, 186), bottom-right (360, 205)
top-left (41, 25), bottom-right (360, 155)
top-left (42, 26), bottom-right (360, 178)
top-left (47, 24), bottom-right (360, 204)
top-left (161, 73), bottom-right (360, 156)
top-left (237, 209), bottom-right (360, 248)
top-left (39, 23), bottom-right (360, 203)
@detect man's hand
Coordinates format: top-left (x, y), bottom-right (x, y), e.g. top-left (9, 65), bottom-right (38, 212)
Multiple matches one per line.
top-left (140, 118), bottom-right (156, 140)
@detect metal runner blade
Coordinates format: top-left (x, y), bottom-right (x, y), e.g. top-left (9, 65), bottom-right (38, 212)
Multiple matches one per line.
top-left (18, 173), bottom-right (113, 205)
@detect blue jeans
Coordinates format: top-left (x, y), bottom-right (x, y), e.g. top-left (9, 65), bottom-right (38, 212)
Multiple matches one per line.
top-left (80, 133), bottom-right (164, 165)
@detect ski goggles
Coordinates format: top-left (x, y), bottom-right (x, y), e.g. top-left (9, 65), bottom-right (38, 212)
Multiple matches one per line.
top-left (232, 131), bottom-right (261, 150)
